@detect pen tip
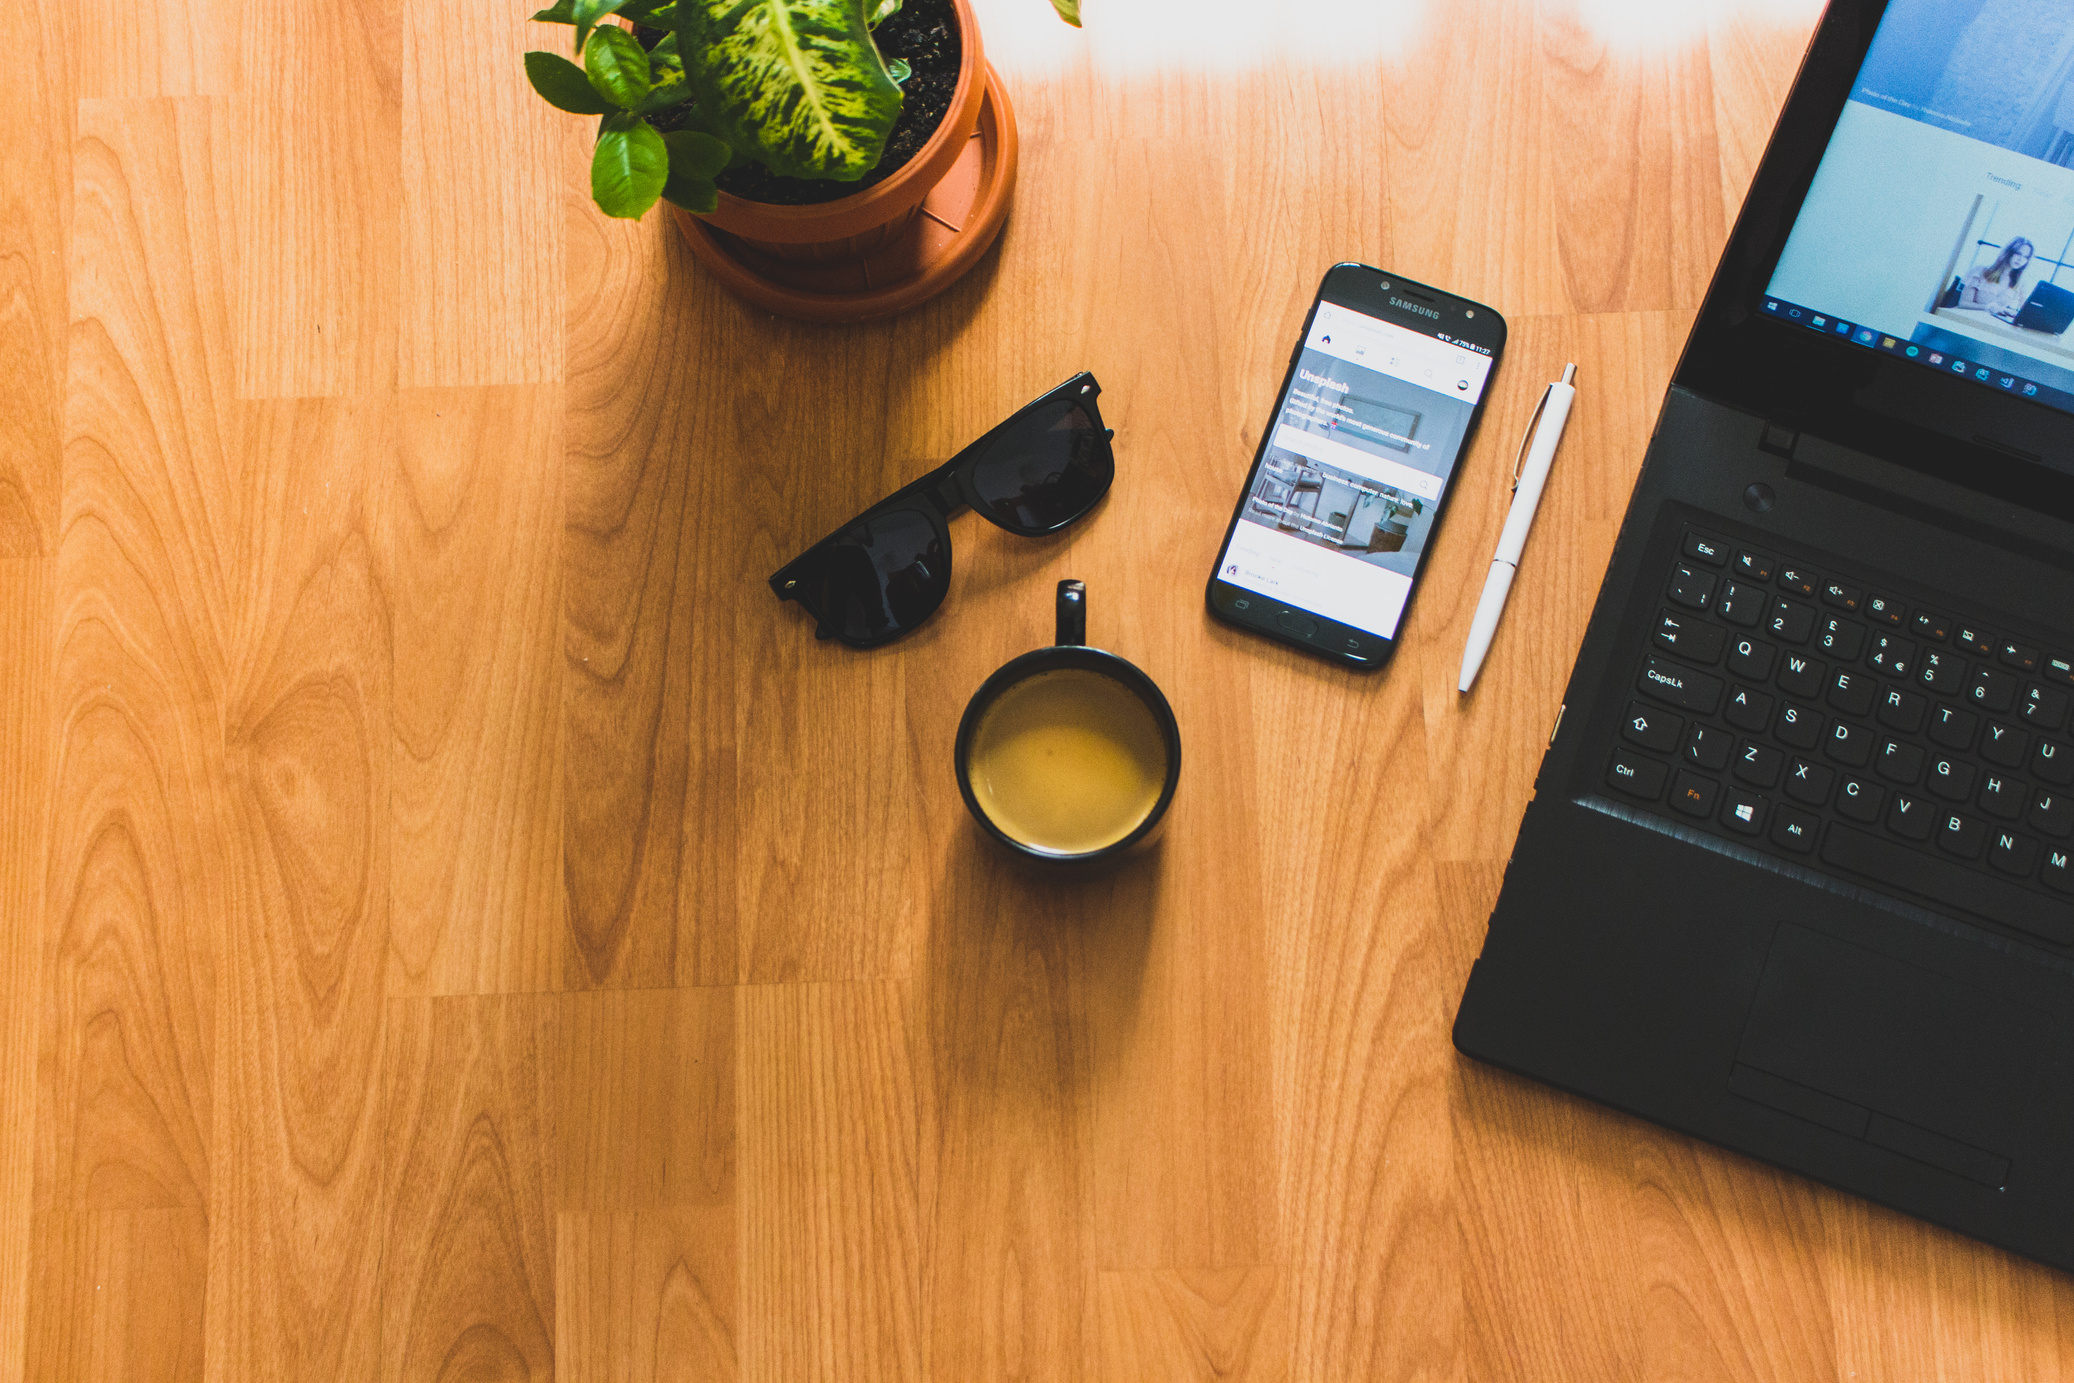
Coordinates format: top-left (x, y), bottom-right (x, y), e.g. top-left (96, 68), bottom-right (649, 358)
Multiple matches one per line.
top-left (1561, 362), bottom-right (1576, 384)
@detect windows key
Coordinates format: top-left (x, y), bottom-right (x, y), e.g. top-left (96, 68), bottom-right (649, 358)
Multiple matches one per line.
top-left (1721, 787), bottom-right (1768, 835)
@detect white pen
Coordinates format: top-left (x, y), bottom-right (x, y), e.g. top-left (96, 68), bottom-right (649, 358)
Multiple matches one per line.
top-left (1458, 362), bottom-right (1577, 693)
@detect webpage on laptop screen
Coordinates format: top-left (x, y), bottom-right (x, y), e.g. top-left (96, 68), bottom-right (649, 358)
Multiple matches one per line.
top-left (1217, 303), bottom-right (1491, 640)
top-left (1763, 0), bottom-right (2074, 417)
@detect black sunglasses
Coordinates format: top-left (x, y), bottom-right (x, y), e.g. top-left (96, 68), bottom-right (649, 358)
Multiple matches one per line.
top-left (769, 372), bottom-right (1115, 647)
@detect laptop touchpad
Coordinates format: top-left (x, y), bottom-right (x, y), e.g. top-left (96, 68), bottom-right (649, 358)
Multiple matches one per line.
top-left (1731, 923), bottom-right (2053, 1188)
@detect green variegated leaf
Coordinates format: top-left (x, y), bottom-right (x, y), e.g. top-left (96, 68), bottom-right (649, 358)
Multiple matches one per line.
top-left (584, 25), bottom-right (652, 107)
top-left (867, 0), bottom-right (901, 27)
top-left (677, 0), bottom-right (903, 181)
top-left (525, 51), bottom-right (612, 114)
top-left (886, 56), bottom-right (910, 84)
top-left (592, 119), bottom-right (669, 217)
top-left (1051, 0), bottom-right (1080, 25)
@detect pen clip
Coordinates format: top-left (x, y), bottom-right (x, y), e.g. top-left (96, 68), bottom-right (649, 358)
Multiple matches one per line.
top-left (1510, 383), bottom-right (1554, 494)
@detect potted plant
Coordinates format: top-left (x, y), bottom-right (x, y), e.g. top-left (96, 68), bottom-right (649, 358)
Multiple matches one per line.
top-left (525, 0), bottom-right (1078, 321)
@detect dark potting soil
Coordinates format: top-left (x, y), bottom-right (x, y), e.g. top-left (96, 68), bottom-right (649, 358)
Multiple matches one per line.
top-left (640, 0), bottom-right (961, 207)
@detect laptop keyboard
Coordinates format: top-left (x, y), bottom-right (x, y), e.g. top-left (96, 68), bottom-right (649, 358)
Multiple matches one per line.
top-left (1605, 525), bottom-right (2074, 949)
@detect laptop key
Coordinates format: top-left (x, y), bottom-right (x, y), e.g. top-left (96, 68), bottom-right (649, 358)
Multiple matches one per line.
top-left (1667, 565), bottom-right (1716, 611)
top-left (1979, 772), bottom-right (2026, 821)
top-left (1734, 550), bottom-right (1775, 581)
top-left (1828, 668), bottom-right (1875, 716)
top-left (1820, 582), bottom-right (1863, 614)
top-left (1778, 567), bottom-right (1819, 598)
top-left (1716, 581), bottom-right (1766, 628)
top-left (1639, 657), bottom-right (1722, 714)
top-left (1768, 600), bottom-right (1816, 644)
top-left (1981, 721), bottom-right (2027, 768)
top-left (1816, 617), bottom-right (1865, 660)
top-left (1607, 749), bottom-right (1667, 800)
top-left (1777, 651), bottom-right (1825, 697)
top-left (2023, 683), bottom-right (2068, 729)
top-left (1956, 625), bottom-right (1997, 657)
top-left (1735, 740), bottom-right (1784, 787)
top-left (1785, 758), bottom-right (1835, 805)
top-left (2033, 791), bottom-right (2074, 839)
top-left (1877, 739), bottom-right (1924, 784)
top-left (1775, 703), bottom-right (1822, 749)
top-left (1968, 666), bottom-right (2017, 713)
top-left (1669, 770), bottom-right (1718, 817)
top-left (1888, 792), bottom-right (1934, 840)
top-left (1727, 635), bottom-right (1776, 680)
top-left (1837, 776), bottom-right (1884, 822)
top-left (1865, 594), bottom-right (1905, 626)
top-left (1877, 686), bottom-right (1927, 734)
top-left (1724, 685), bottom-right (1773, 732)
top-left (1822, 824), bottom-right (2074, 946)
top-left (2036, 739), bottom-right (2074, 786)
top-left (2001, 642), bottom-right (2041, 673)
top-left (1938, 810), bottom-right (1986, 859)
top-left (2046, 847), bottom-right (2074, 894)
top-left (1653, 609), bottom-right (1726, 663)
top-left (1682, 531), bottom-right (1728, 566)
top-left (1919, 649), bottom-right (1968, 695)
top-left (1928, 756), bottom-right (1977, 801)
top-left (1771, 805), bottom-right (1821, 852)
top-left (1867, 633), bottom-right (1914, 679)
top-left (1621, 701), bottom-right (1681, 752)
top-left (1990, 831), bottom-right (2039, 876)
top-left (1827, 721), bottom-right (1874, 767)
top-left (1928, 704), bottom-right (1977, 750)
top-left (1912, 611), bottom-right (1953, 643)
top-left (1720, 788), bottom-right (1768, 835)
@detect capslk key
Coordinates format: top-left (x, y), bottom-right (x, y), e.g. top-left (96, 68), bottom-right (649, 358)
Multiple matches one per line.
top-left (1639, 657), bottom-right (1723, 714)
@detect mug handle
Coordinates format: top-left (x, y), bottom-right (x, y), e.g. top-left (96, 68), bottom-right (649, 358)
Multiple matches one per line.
top-left (1056, 579), bottom-right (1086, 646)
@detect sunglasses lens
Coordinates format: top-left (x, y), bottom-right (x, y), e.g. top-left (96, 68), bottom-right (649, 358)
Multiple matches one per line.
top-left (964, 395), bottom-right (1113, 532)
top-left (786, 507), bottom-right (949, 646)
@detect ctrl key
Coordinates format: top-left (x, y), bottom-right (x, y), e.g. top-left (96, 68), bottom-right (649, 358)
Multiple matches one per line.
top-left (1607, 749), bottom-right (1668, 801)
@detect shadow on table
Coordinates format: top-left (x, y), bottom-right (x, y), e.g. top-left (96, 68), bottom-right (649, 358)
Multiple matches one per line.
top-left (922, 824), bottom-right (1163, 1114)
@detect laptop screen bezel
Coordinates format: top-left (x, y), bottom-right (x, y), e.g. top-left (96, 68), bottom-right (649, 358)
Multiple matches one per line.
top-left (1675, 0), bottom-right (2074, 526)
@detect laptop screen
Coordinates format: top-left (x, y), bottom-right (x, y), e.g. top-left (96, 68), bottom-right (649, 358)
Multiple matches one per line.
top-left (1761, 0), bottom-right (2074, 420)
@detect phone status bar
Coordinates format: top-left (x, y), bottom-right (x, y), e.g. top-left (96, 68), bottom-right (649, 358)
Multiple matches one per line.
top-left (1759, 295), bottom-right (2071, 412)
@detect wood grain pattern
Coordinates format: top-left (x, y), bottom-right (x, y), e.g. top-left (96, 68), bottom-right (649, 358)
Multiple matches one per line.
top-left (11, 0), bottom-right (2074, 1377)
top-left (383, 996), bottom-right (557, 1383)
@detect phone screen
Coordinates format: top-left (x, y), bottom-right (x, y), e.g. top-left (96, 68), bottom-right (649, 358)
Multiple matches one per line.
top-left (1212, 290), bottom-right (1497, 648)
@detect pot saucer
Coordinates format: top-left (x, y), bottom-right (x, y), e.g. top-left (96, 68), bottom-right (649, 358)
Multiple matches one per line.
top-left (672, 65), bottom-right (1018, 324)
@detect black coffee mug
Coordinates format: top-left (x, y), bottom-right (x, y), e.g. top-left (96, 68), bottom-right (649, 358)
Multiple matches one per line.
top-left (955, 580), bottom-right (1182, 862)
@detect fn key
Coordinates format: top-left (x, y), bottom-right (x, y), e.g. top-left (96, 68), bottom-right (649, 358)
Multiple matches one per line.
top-left (1608, 749), bottom-right (1668, 800)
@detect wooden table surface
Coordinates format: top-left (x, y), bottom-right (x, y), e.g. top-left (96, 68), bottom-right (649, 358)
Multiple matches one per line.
top-left (7, 0), bottom-right (2074, 1377)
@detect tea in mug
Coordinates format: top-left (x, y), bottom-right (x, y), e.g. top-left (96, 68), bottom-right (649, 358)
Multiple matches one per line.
top-left (966, 667), bottom-right (1169, 855)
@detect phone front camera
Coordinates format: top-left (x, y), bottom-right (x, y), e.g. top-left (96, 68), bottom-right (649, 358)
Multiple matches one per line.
top-left (1465, 309), bottom-right (1475, 318)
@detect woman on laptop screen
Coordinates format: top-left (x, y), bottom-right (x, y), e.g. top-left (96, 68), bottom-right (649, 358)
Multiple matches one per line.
top-left (1956, 236), bottom-right (2033, 320)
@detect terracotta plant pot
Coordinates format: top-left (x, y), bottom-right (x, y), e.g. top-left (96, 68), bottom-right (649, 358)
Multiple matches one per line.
top-left (671, 0), bottom-right (1019, 323)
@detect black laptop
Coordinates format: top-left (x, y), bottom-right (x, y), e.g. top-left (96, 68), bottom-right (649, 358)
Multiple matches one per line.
top-left (1455, 0), bottom-right (2074, 1272)
top-left (2014, 280), bottom-right (2074, 337)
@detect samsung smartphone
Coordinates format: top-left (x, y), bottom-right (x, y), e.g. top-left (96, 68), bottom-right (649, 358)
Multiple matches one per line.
top-left (1207, 264), bottom-right (1506, 668)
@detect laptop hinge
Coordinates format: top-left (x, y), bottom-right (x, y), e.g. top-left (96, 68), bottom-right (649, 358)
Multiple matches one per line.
top-left (1758, 422), bottom-right (1799, 458)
